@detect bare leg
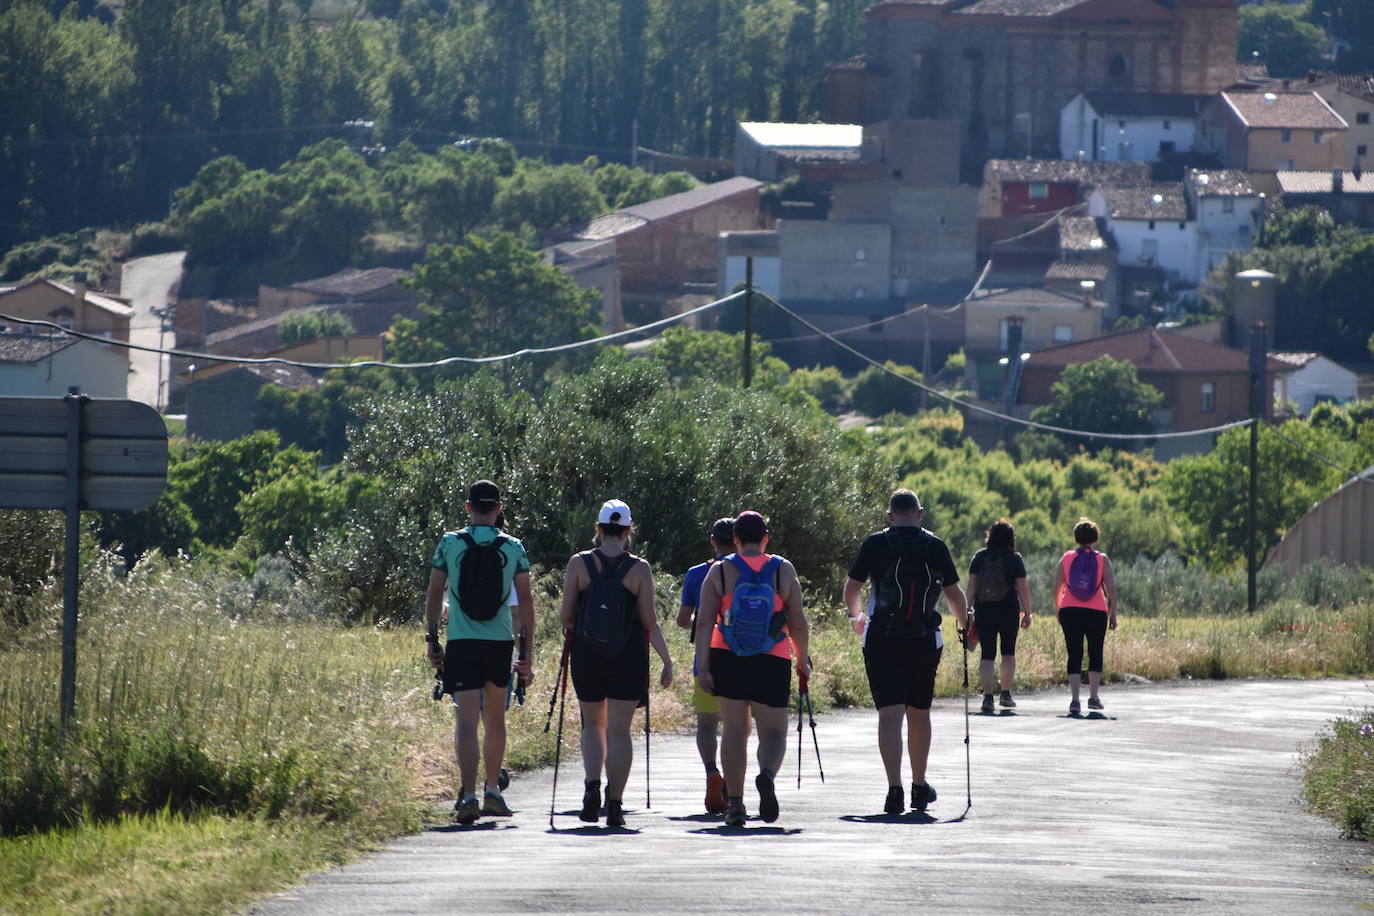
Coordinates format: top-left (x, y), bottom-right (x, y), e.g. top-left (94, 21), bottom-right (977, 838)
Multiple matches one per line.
top-left (906, 707), bottom-right (932, 786)
top-left (877, 704), bottom-right (906, 786)
top-left (752, 704), bottom-right (789, 778)
top-left (695, 712), bottom-right (721, 771)
top-left (480, 682), bottom-right (506, 792)
top-left (452, 690), bottom-right (482, 795)
top-left (717, 697), bottom-right (752, 798)
top-left (604, 698), bottom-right (639, 801)
top-left (1069, 672), bottom-right (1082, 703)
top-left (580, 699), bottom-right (608, 783)
top-left (979, 658), bottom-right (996, 695)
top-left (1087, 670), bottom-right (1101, 701)
top-left (1000, 655), bottom-right (1016, 694)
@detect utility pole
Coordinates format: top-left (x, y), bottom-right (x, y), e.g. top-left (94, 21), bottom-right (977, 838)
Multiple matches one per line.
top-left (1247, 322), bottom-right (1268, 613)
top-left (743, 257), bottom-right (753, 389)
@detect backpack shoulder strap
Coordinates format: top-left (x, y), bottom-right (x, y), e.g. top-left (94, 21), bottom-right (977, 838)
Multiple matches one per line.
top-left (580, 550), bottom-right (600, 578)
top-left (457, 530), bottom-right (477, 550)
top-left (727, 553), bottom-right (753, 579)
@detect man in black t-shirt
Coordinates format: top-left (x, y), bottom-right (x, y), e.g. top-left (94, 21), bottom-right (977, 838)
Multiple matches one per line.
top-left (843, 488), bottom-right (969, 816)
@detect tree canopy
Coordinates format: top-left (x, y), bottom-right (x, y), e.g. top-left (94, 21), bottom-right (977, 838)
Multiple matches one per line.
top-left (1028, 357), bottom-right (1164, 447)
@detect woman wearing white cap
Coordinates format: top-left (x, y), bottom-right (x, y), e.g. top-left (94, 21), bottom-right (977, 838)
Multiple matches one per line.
top-left (558, 499), bottom-right (673, 827)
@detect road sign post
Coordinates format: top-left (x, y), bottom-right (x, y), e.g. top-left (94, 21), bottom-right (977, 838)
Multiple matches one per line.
top-left (0, 393), bottom-right (168, 724)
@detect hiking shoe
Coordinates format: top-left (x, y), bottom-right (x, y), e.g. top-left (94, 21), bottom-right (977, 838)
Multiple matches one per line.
top-left (724, 798), bottom-right (747, 828)
top-left (999, 690), bottom-right (1017, 708)
top-left (580, 782), bottom-right (601, 823)
top-left (605, 799), bottom-right (626, 828)
top-left (1068, 699), bottom-right (1081, 716)
top-left (1087, 696), bottom-right (1104, 710)
top-left (980, 693), bottom-right (995, 714)
top-left (912, 782), bottom-right (937, 812)
top-left (883, 785), bottom-right (904, 815)
top-left (705, 772), bottom-right (727, 814)
top-left (454, 795), bottom-right (480, 825)
top-left (482, 790), bottom-right (513, 817)
top-left (755, 772), bottom-right (779, 824)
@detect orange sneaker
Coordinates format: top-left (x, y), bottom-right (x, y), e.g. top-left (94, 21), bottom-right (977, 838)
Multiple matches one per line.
top-left (705, 772), bottom-right (727, 813)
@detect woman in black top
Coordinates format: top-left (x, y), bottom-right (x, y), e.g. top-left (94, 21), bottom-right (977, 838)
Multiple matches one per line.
top-left (965, 519), bottom-right (1033, 714)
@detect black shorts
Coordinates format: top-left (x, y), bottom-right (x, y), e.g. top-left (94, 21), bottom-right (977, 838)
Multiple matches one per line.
top-left (863, 635), bottom-right (943, 710)
top-left (974, 602), bottom-right (1021, 661)
top-left (708, 648), bottom-right (791, 709)
top-left (443, 638), bottom-right (514, 693)
top-left (571, 637), bottom-right (648, 704)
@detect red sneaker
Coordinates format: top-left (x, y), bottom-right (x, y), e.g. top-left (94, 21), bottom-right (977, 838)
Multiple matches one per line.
top-left (705, 772), bottom-right (727, 813)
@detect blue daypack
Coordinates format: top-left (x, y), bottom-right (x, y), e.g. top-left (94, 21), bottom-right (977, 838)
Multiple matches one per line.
top-left (1067, 547), bottom-right (1101, 601)
top-left (719, 554), bottom-right (787, 657)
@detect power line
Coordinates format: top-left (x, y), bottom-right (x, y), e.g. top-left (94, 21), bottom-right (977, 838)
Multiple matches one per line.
top-left (1263, 423), bottom-right (1374, 484)
top-left (759, 293), bottom-right (1256, 443)
top-left (0, 292), bottom-right (741, 370)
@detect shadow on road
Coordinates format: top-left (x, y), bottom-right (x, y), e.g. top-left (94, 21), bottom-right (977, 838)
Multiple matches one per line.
top-left (839, 812), bottom-right (938, 825)
top-left (547, 825), bottom-right (643, 836)
top-left (687, 825), bottom-right (803, 836)
top-left (427, 822), bottom-right (515, 834)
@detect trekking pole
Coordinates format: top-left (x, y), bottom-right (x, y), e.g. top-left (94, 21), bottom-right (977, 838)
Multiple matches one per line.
top-left (802, 669), bottom-right (825, 783)
top-left (544, 632), bottom-right (572, 733)
top-left (549, 630), bottom-right (573, 829)
top-left (796, 676), bottom-right (805, 789)
top-left (644, 629), bottom-right (651, 809)
top-left (960, 626), bottom-right (972, 812)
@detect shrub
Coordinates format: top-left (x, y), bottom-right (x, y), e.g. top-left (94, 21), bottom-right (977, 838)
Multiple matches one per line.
top-left (1303, 710), bottom-right (1374, 841)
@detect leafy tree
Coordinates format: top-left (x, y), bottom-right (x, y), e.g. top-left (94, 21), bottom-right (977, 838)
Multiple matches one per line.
top-left (255, 376), bottom-right (368, 464)
top-left (278, 309), bottom-right (356, 344)
top-left (850, 361), bottom-right (924, 419)
top-left (1029, 357), bottom-right (1163, 447)
top-left (490, 163), bottom-right (606, 242)
top-left (1256, 206), bottom-right (1343, 250)
top-left (236, 467), bottom-right (377, 559)
top-left (640, 326), bottom-right (789, 390)
top-left (1238, 2), bottom-right (1329, 77)
top-left (387, 231), bottom-right (602, 363)
top-left (786, 365), bottom-right (849, 412)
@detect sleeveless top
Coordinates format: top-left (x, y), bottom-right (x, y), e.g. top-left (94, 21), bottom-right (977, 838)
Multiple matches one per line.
top-left (1057, 548), bottom-right (1109, 613)
top-left (709, 553), bottom-right (793, 660)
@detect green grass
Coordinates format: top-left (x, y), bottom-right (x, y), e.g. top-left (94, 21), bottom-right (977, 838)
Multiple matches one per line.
top-left (3, 556), bottom-right (1373, 913)
top-left (1302, 705), bottom-right (1374, 844)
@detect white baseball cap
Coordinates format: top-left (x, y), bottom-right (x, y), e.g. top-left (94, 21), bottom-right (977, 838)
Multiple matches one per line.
top-left (597, 499), bottom-right (633, 526)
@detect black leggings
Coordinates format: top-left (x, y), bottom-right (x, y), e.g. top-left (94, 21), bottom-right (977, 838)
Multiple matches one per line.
top-left (976, 604), bottom-right (1020, 662)
top-left (1059, 607), bottom-right (1108, 675)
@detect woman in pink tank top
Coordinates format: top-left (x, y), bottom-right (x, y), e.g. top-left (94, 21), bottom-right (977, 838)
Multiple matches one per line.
top-left (1053, 517), bottom-right (1117, 716)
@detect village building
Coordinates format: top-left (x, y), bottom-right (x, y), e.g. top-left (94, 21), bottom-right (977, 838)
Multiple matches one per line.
top-left (1201, 91), bottom-right (1348, 171)
top-left (1060, 90), bottom-right (1209, 163)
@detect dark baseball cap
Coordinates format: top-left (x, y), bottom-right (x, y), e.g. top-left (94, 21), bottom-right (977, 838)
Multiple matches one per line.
top-left (468, 479), bottom-right (501, 508)
top-left (710, 517), bottom-right (735, 541)
top-left (732, 510), bottom-right (768, 543)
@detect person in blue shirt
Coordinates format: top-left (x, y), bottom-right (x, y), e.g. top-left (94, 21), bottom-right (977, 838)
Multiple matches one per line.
top-left (676, 517), bottom-right (735, 815)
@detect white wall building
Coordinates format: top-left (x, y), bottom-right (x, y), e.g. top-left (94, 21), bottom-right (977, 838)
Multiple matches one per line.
top-left (1060, 91), bottom-right (1208, 163)
top-left (0, 333), bottom-right (130, 398)
top-left (1086, 182), bottom-right (1200, 284)
top-left (1185, 169), bottom-right (1262, 281)
top-left (1270, 351), bottom-right (1359, 415)
top-left (1303, 72), bottom-right (1374, 168)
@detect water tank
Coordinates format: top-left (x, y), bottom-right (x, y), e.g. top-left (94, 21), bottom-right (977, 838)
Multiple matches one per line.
top-left (1231, 269), bottom-right (1276, 347)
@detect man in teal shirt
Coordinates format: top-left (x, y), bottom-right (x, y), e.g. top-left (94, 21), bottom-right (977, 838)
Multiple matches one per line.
top-left (425, 480), bottom-right (535, 824)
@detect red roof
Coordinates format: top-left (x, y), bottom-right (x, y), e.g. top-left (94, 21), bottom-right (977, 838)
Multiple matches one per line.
top-left (1024, 327), bottom-right (1289, 373)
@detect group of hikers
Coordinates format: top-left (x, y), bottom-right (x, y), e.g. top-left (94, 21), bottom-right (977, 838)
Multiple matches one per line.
top-left (424, 480), bottom-right (1118, 827)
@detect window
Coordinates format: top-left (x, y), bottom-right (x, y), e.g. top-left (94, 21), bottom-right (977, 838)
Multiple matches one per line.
top-left (1053, 324), bottom-right (1073, 342)
top-left (1358, 112), bottom-right (1370, 125)
top-left (1148, 220), bottom-right (1156, 230)
top-left (1159, 140), bottom-right (1176, 155)
top-left (1222, 198), bottom-right (1234, 213)
top-left (1163, 119), bottom-right (1172, 130)
top-left (893, 264), bottom-right (910, 277)
top-left (1281, 129), bottom-right (1292, 143)
top-left (1179, 222), bottom-right (1186, 230)
top-left (1118, 119), bottom-right (1127, 129)
top-left (1142, 238), bottom-right (1159, 261)
top-left (853, 287), bottom-right (866, 299)
top-left (1239, 224), bottom-right (1251, 236)
top-left (1029, 182), bottom-right (1048, 199)
top-left (1314, 131), bottom-right (1323, 144)
top-left (855, 248), bottom-right (867, 261)
top-left (1201, 383), bottom-right (1215, 413)
top-left (1359, 145), bottom-right (1369, 157)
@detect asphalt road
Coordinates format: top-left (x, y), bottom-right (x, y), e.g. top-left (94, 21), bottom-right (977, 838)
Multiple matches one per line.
top-left (119, 251), bottom-right (185, 409)
top-left (256, 679), bottom-right (1373, 915)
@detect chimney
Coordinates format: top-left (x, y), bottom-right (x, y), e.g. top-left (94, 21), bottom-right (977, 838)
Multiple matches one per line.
top-left (1333, 169), bottom-right (1344, 194)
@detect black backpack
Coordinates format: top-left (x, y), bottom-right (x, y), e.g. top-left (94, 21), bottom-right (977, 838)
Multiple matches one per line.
top-left (973, 550), bottom-right (1010, 604)
top-left (574, 550), bottom-right (636, 658)
top-left (872, 529), bottom-right (942, 640)
top-left (455, 531), bottom-right (510, 621)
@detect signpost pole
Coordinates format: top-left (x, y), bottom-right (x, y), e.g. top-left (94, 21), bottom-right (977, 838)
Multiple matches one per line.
top-left (60, 389), bottom-right (86, 725)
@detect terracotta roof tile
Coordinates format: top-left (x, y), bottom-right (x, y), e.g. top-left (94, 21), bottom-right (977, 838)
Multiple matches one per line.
top-left (985, 159), bottom-right (1151, 185)
top-left (1188, 169), bottom-right (1255, 197)
top-left (1221, 91), bottom-right (1347, 131)
top-left (1277, 170), bottom-right (1374, 195)
top-left (1094, 183), bottom-right (1189, 221)
top-left (1026, 327), bottom-right (1289, 373)
top-left (0, 332), bottom-right (74, 363)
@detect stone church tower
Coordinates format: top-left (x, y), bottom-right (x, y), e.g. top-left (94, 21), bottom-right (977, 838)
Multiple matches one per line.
top-left (825, 0), bottom-right (1238, 178)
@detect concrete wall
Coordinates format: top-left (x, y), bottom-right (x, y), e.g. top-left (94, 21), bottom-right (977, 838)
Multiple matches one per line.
top-left (779, 220), bottom-right (891, 302)
top-left (1279, 358), bottom-right (1358, 414)
top-left (1245, 127), bottom-right (1346, 171)
top-left (0, 283), bottom-right (130, 342)
top-left (1195, 196), bottom-right (1259, 280)
top-left (965, 301), bottom-right (1103, 354)
top-left (615, 190), bottom-right (761, 293)
top-left (1308, 83), bottom-right (1374, 168)
top-left (830, 183), bottom-right (979, 286)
